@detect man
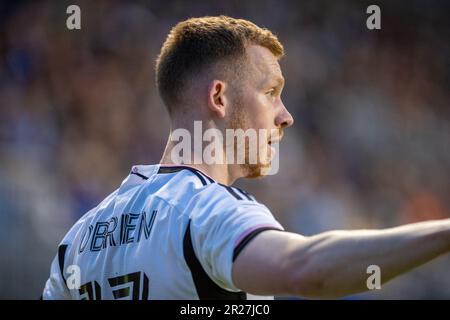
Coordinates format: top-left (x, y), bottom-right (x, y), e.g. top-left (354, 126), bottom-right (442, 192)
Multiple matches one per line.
top-left (42, 16), bottom-right (450, 300)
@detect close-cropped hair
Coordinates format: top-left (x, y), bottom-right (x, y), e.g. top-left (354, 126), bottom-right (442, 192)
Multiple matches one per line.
top-left (155, 15), bottom-right (284, 115)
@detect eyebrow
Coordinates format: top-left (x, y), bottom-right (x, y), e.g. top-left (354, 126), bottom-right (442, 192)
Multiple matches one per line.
top-left (274, 77), bottom-right (285, 87)
top-left (258, 72), bottom-right (285, 90)
top-left (265, 76), bottom-right (284, 87)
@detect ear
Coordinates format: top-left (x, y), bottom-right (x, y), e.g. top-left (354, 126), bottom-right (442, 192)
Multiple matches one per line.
top-left (206, 80), bottom-right (227, 118)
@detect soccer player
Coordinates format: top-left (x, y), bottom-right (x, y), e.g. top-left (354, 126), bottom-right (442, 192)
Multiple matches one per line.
top-left (42, 16), bottom-right (450, 300)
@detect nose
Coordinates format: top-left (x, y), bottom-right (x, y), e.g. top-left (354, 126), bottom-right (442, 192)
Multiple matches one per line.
top-left (275, 101), bottom-right (294, 129)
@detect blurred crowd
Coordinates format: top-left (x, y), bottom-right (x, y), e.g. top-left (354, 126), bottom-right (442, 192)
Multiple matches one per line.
top-left (0, 0), bottom-right (449, 298)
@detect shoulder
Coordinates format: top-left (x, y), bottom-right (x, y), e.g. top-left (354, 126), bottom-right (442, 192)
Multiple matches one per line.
top-left (187, 182), bottom-right (279, 235)
top-left (58, 189), bottom-right (119, 246)
top-left (196, 182), bottom-right (268, 212)
top-left (152, 166), bottom-right (270, 215)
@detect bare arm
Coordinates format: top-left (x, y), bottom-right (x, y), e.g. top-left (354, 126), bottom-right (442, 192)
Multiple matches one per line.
top-left (232, 219), bottom-right (450, 298)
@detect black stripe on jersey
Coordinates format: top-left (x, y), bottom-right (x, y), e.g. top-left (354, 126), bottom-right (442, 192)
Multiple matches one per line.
top-left (218, 184), bottom-right (243, 200)
top-left (158, 166), bottom-right (213, 186)
top-left (183, 220), bottom-right (246, 300)
top-left (233, 187), bottom-right (254, 201)
top-left (157, 166), bottom-right (184, 174)
top-left (58, 244), bottom-right (68, 288)
top-left (233, 227), bottom-right (282, 262)
top-left (195, 170), bottom-right (215, 184)
top-left (131, 171), bottom-right (149, 180)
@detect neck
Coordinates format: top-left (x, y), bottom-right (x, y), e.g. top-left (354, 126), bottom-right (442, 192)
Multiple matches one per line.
top-left (160, 134), bottom-right (242, 185)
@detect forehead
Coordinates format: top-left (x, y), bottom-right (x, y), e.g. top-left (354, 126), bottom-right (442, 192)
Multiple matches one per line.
top-left (246, 45), bottom-right (283, 86)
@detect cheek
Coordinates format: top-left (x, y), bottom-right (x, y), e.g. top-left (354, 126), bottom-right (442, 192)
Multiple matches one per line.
top-left (247, 94), bottom-right (274, 128)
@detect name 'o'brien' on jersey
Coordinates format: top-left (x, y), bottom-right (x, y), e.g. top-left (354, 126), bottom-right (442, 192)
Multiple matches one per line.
top-left (42, 164), bottom-right (284, 300)
top-left (78, 210), bottom-right (158, 253)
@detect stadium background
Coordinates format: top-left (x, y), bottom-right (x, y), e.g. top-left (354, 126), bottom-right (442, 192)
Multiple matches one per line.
top-left (0, 0), bottom-right (449, 299)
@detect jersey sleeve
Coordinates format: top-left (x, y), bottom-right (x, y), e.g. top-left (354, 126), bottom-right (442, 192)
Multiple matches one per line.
top-left (189, 195), bottom-right (284, 292)
top-left (42, 251), bottom-right (71, 300)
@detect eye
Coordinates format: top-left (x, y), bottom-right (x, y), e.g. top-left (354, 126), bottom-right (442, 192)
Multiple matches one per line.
top-left (265, 88), bottom-right (276, 97)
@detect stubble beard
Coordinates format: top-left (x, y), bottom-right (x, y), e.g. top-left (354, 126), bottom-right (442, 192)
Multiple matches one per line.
top-left (227, 97), bottom-right (272, 179)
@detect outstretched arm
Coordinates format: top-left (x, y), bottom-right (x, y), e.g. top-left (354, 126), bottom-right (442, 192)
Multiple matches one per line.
top-left (232, 219), bottom-right (450, 298)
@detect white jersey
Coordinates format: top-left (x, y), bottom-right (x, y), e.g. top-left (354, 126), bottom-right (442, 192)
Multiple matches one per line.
top-left (42, 164), bottom-right (284, 300)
